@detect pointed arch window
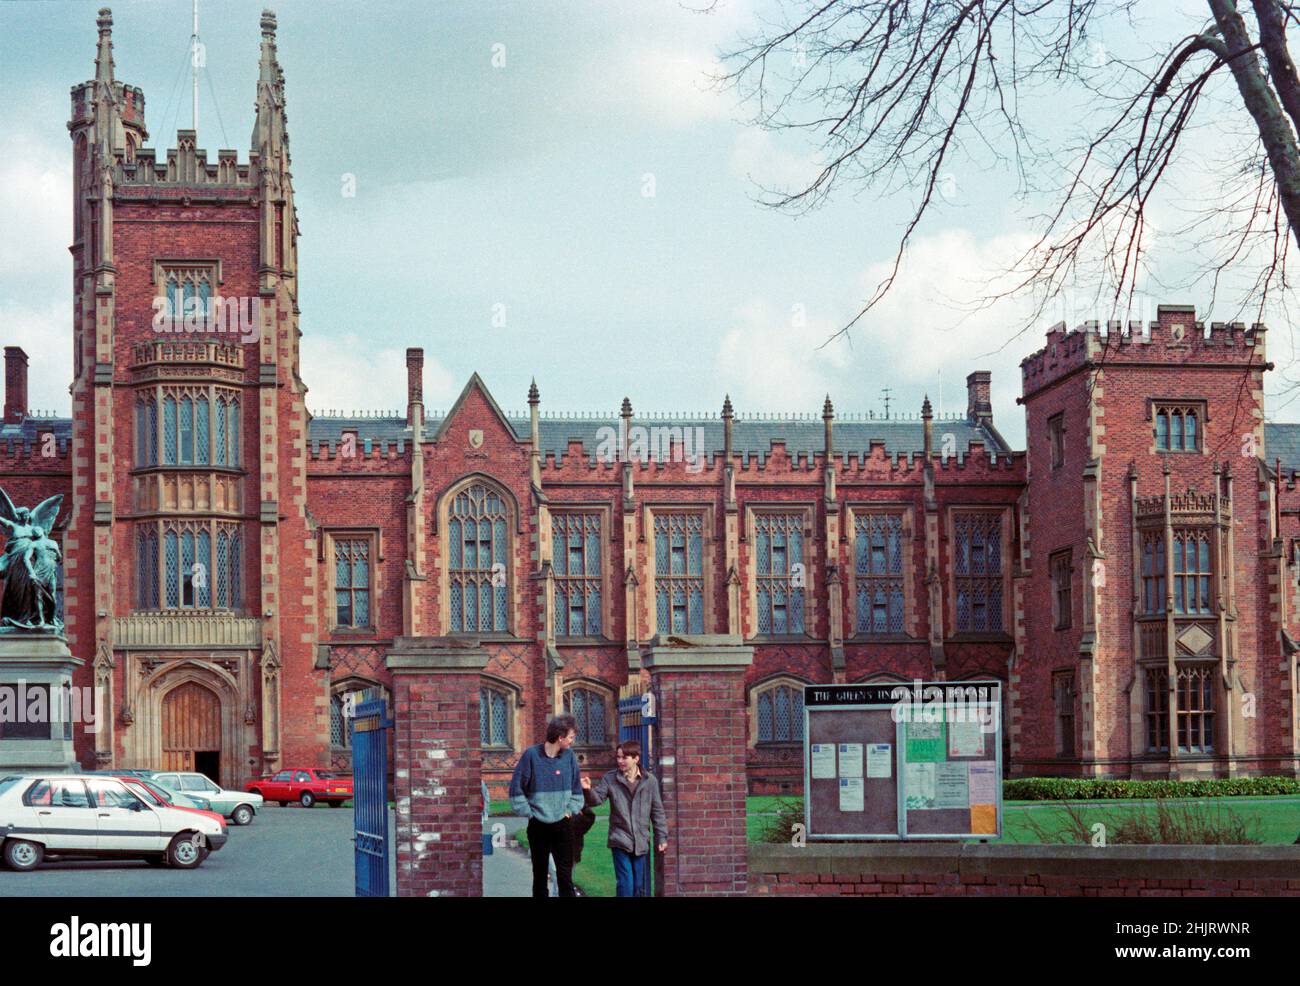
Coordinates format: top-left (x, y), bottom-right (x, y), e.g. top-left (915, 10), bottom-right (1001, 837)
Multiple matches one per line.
top-left (562, 684), bottom-right (609, 748)
top-left (448, 483), bottom-right (509, 633)
top-left (755, 680), bottom-right (805, 743)
top-left (1154, 402), bottom-right (1204, 452)
top-left (754, 511), bottom-right (806, 635)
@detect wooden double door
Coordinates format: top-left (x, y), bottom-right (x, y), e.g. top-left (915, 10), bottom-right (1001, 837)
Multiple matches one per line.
top-left (160, 681), bottom-right (222, 783)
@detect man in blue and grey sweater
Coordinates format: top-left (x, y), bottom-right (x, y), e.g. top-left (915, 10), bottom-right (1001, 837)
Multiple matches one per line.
top-left (509, 713), bottom-right (585, 897)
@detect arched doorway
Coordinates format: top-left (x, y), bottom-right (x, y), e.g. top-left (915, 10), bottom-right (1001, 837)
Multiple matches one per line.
top-left (161, 681), bottom-right (222, 780)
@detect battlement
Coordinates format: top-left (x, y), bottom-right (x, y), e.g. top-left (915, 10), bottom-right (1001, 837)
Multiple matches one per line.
top-left (1021, 305), bottom-right (1267, 397)
top-left (70, 80), bottom-right (145, 129)
top-left (119, 131), bottom-right (257, 187)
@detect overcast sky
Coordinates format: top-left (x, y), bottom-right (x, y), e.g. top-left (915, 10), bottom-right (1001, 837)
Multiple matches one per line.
top-left (2, 0), bottom-right (1297, 446)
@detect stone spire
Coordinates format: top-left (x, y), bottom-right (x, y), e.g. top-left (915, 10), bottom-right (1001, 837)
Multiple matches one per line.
top-left (95, 8), bottom-right (115, 85)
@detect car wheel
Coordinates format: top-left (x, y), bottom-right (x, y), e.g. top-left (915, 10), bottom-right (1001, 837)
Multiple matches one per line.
top-left (231, 804), bottom-right (255, 826)
top-left (166, 833), bottom-right (205, 869)
top-left (299, 791), bottom-right (316, 809)
top-left (3, 839), bottom-right (43, 872)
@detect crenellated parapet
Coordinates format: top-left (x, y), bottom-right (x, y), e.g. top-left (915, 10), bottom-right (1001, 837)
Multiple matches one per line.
top-left (1022, 305), bottom-right (1269, 399)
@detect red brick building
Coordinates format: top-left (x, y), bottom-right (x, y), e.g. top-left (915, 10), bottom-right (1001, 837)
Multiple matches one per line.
top-left (10, 9), bottom-right (1299, 793)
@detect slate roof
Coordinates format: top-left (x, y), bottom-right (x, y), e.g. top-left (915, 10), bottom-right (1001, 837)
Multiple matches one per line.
top-left (1266, 423), bottom-right (1300, 472)
top-left (0, 415), bottom-right (73, 449)
top-left (306, 410), bottom-right (1014, 466)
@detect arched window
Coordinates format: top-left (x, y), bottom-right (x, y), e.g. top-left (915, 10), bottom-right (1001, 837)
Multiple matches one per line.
top-left (755, 681), bottom-right (805, 743)
top-left (448, 483), bottom-right (509, 633)
top-left (563, 685), bottom-right (609, 748)
top-left (330, 693), bottom-right (350, 749)
top-left (480, 685), bottom-right (512, 748)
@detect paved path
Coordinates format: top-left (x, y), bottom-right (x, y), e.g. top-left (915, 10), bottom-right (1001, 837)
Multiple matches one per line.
top-left (483, 815), bottom-right (533, 897)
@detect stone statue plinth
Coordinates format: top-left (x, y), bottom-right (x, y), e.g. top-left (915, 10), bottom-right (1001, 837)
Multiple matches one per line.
top-left (0, 633), bottom-right (83, 773)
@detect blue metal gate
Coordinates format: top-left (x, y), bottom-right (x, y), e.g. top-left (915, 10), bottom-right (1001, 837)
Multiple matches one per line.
top-left (351, 688), bottom-right (392, 897)
top-left (617, 683), bottom-right (657, 896)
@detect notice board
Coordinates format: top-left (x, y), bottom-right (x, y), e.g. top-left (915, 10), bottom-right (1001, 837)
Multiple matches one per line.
top-left (803, 681), bottom-right (1002, 841)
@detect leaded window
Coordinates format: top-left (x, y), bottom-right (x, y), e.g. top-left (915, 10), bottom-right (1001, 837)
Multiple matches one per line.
top-left (161, 266), bottom-right (214, 320)
top-left (1155, 403), bottom-right (1200, 452)
top-left (334, 537), bottom-right (371, 628)
top-left (654, 512), bottom-right (704, 634)
top-left (1172, 530), bottom-right (1212, 615)
top-left (756, 683), bottom-right (804, 743)
top-left (448, 484), bottom-right (509, 633)
top-left (1177, 665), bottom-right (1215, 753)
top-left (755, 513), bottom-right (805, 635)
top-left (136, 385), bottom-right (238, 468)
top-left (480, 686), bottom-right (511, 747)
top-left (330, 694), bottom-right (349, 748)
top-left (954, 512), bottom-right (1003, 632)
top-left (855, 513), bottom-right (904, 634)
top-left (136, 520), bottom-right (239, 611)
top-left (1051, 550), bottom-right (1072, 630)
top-left (1141, 531), bottom-right (1167, 615)
top-left (1145, 667), bottom-right (1169, 753)
top-left (552, 513), bottom-right (601, 637)
top-left (1053, 671), bottom-right (1075, 757)
top-left (563, 686), bottom-right (607, 747)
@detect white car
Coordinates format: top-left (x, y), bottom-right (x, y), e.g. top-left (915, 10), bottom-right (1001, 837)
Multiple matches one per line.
top-left (0, 774), bottom-right (226, 871)
top-left (150, 772), bottom-right (263, 826)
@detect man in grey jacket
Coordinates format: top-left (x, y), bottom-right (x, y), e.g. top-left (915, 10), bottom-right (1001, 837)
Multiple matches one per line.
top-left (580, 739), bottom-right (667, 897)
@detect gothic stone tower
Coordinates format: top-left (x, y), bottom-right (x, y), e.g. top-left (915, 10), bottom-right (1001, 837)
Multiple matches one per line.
top-left (67, 8), bottom-right (324, 784)
top-left (1016, 306), bottom-right (1290, 779)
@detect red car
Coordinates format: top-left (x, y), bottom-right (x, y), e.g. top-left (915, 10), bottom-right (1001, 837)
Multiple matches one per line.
top-left (111, 776), bottom-right (229, 857)
top-left (245, 768), bottom-right (353, 808)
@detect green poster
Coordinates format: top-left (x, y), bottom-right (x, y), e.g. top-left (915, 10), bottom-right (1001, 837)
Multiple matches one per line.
top-left (906, 721), bottom-right (947, 762)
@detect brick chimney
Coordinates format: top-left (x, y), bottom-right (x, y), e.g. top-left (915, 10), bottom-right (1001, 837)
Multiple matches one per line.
top-left (4, 347), bottom-right (28, 424)
top-left (406, 348), bottom-right (424, 428)
top-left (966, 370), bottom-right (992, 426)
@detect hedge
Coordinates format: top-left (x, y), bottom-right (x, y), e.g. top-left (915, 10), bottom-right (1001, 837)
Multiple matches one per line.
top-left (1004, 776), bottom-right (1300, 801)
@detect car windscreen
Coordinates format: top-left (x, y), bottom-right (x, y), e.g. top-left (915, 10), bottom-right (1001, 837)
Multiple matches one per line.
top-left (124, 782), bottom-right (165, 807)
top-left (0, 776), bottom-right (22, 797)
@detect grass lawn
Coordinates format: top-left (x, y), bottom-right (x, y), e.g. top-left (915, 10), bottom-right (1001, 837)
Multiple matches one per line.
top-left (749, 795), bottom-right (1300, 846)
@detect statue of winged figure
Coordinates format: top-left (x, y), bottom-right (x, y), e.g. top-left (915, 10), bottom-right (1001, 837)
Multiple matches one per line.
top-left (0, 489), bottom-right (63, 631)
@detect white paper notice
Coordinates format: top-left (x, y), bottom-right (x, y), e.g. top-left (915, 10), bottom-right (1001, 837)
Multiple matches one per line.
top-left (947, 715), bottom-right (986, 757)
top-left (810, 743), bottom-right (837, 780)
top-left (905, 762), bottom-right (936, 810)
top-left (968, 761), bottom-right (998, 803)
top-left (866, 743), bottom-right (892, 778)
top-left (838, 777), bottom-right (865, 812)
top-left (838, 743), bottom-right (864, 778)
top-left (935, 763), bottom-right (970, 809)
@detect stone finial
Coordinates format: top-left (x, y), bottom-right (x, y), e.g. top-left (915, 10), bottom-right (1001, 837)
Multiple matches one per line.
top-left (721, 394), bottom-right (733, 419)
top-left (620, 397), bottom-right (632, 418)
top-left (261, 9), bottom-right (277, 34)
top-left (822, 394), bottom-right (834, 419)
top-left (921, 394), bottom-right (933, 419)
top-left (95, 7), bottom-right (115, 83)
top-left (528, 378), bottom-right (539, 405)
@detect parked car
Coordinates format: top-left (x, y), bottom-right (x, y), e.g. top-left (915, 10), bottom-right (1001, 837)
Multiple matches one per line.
top-left (246, 768), bottom-right (354, 808)
top-left (112, 776), bottom-right (229, 837)
top-left (150, 772), bottom-right (262, 826)
top-left (0, 774), bottom-right (226, 871)
top-left (84, 769), bottom-right (214, 810)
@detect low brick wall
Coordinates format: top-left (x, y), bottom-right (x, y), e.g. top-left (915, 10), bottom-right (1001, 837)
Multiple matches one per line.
top-left (750, 843), bottom-right (1300, 896)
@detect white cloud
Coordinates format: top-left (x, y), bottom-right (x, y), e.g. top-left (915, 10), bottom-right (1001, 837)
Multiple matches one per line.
top-left (300, 331), bottom-right (460, 416)
top-left (729, 129), bottom-right (821, 194)
top-left (0, 131), bottom-right (72, 290)
top-left (712, 297), bottom-right (853, 411)
top-left (0, 300), bottom-right (73, 415)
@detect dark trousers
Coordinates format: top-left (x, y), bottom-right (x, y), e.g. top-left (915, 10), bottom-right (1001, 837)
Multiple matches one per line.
top-left (527, 818), bottom-right (575, 898)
